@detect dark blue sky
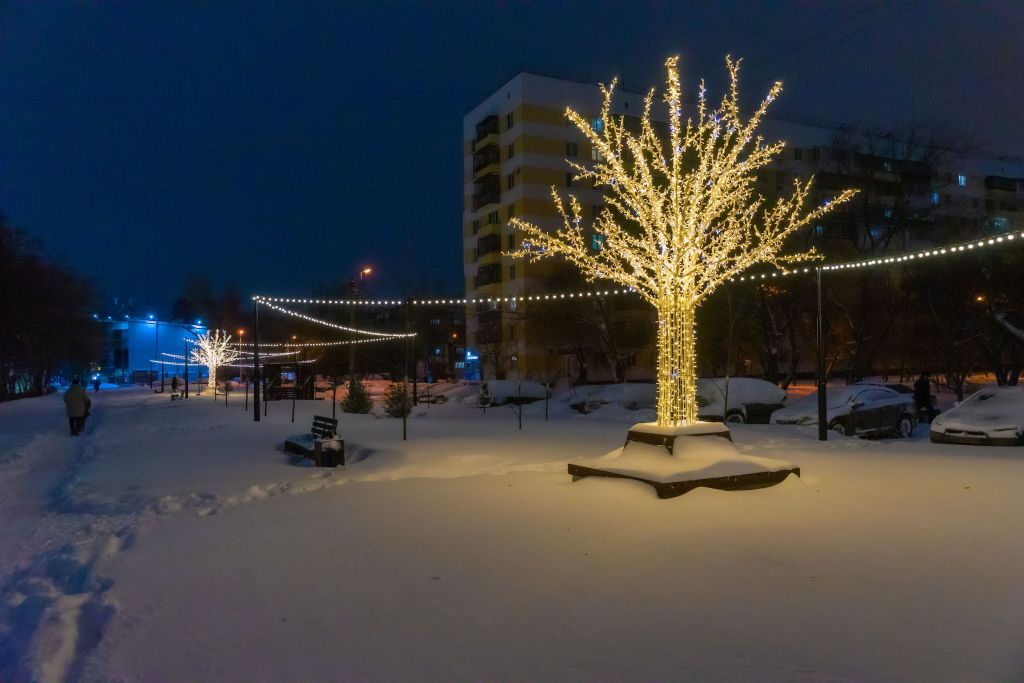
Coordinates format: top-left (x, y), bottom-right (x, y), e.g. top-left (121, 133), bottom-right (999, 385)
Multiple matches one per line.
top-left (2, 1), bottom-right (1022, 308)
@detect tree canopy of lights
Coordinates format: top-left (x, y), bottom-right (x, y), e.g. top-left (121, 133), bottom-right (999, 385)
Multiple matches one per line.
top-left (190, 330), bottom-right (241, 393)
top-left (510, 56), bottom-right (856, 426)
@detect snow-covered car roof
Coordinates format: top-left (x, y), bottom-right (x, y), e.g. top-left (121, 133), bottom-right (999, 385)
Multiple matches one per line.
top-left (933, 386), bottom-right (1024, 432)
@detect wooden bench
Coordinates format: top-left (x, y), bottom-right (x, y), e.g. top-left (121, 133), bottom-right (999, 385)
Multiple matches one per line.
top-left (284, 415), bottom-right (345, 467)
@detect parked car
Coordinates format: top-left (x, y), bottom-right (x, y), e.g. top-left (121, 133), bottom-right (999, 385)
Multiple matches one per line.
top-left (770, 382), bottom-right (917, 438)
top-left (930, 386), bottom-right (1024, 446)
top-left (569, 378), bottom-right (785, 423)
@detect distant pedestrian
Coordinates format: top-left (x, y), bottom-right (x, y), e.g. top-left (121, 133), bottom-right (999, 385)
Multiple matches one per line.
top-left (64, 377), bottom-right (92, 436)
top-left (171, 375), bottom-right (179, 393)
top-left (93, 377), bottom-right (101, 393)
top-left (914, 371), bottom-right (936, 423)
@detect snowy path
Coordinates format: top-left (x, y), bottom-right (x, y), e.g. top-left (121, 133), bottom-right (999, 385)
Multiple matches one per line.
top-left (2, 387), bottom-right (1024, 681)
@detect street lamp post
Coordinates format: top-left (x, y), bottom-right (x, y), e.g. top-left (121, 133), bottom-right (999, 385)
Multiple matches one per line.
top-left (157, 320), bottom-right (164, 392)
top-left (348, 267), bottom-right (372, 378)
top-left (238, 329), bottom-right (246, 411)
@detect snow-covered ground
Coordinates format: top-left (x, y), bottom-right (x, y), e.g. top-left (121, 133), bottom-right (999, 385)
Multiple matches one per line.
top-left (2, 385), bottom-right (1023, 681)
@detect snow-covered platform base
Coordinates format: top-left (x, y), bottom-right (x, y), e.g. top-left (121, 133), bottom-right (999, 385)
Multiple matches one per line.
top-left (568, 421), bottom-right (800, 498)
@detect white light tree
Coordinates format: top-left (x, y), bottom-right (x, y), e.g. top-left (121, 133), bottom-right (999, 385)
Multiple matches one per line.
top-left (511, 56), bottom-right (856, 427)
top-left (190, 330), bottom-right (241, 394)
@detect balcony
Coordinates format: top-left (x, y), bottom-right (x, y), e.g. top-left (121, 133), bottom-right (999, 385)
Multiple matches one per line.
top-left (472, 173), bottom-right (501, 211)
top-left (474, 263), bottom-right (502, 288)
top-left (985, 175), bottom-right (1019, 192)
top-left (473, 144), bottom-right (500, 173)
top-left (475, 115), bottom-right (499, 146)
top-left (476, 310), bottom-right (502, 344)
top-left (476, 233), bottom-right (502, 258)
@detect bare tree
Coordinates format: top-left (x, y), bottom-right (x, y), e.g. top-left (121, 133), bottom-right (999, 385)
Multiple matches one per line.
top-left (511, 56), bottom-right (854, 425)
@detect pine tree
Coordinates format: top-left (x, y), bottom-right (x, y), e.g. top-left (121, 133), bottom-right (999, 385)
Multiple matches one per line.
top-left (384, 381), bottom-right (411, 418)
top-left (341, 376), bottom-right (373, 413)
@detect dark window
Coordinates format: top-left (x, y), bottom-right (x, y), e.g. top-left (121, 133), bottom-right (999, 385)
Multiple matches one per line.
top-left (566, 142), bottom-right (578, 157)
top-left (508, 143), bottom-right (515, 159)
top-left (566, 172), bottom-right (573, 188)
top-left (507, 203), bottom-right (516, 219)
top-left (506, 111), bottom-right (514, 129)
top-left (507, 173), bottom-right (515, 190)
top-left (472, 219), bottom-right (480, 234)
top-left (508, 264), bottom-right (516, 280)
top-left (507, 234), bottom-right (515, 250)
top-left (794, 148), bottom-right (803, 161)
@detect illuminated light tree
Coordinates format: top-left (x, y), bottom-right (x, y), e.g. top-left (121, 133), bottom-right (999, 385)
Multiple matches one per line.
top-left (190, 330), bottom-right (241, 394)
top-left (511, 56), bottom-right (856, 427)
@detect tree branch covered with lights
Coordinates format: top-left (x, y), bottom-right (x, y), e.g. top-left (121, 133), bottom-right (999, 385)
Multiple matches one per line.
top-left (510, 56), bottom-right (856, 426)
top-left (190, 330), bottom-right (241, 394)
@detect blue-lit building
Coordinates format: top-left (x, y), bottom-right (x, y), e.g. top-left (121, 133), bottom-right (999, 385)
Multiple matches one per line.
top-left (96, 314), bottom-right (207, 384)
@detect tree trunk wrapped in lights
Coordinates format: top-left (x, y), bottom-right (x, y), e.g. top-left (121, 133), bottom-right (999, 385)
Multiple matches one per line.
top-left (190, 330), bottom-right (241, 394)
top-left (511, 56), bottom-right (855, 426)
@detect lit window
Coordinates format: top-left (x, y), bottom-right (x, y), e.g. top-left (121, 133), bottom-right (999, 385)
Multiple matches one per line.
top-left (932, 192), bottom-right (940, 205)
top-left (957, 174), bottom-right (967, 187)
top-left (991, 216), bottom-right (1009, 232)
top-left (883, 208), bottom-right (894, 219)
top-left (591, 146), bottom-right (605, 162)
top-left (814, 224), bottom-right (824, 236)
top-left (591, 233), bottom-right (606, 251)
top-left (590, 117), bottom-right (603, 133)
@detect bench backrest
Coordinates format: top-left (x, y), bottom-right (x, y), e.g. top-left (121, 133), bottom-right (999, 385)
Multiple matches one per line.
top-left (312, 415), bottom-right (338, 439)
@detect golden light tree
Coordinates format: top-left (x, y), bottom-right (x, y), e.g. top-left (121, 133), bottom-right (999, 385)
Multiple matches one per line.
top-left (511, 56), bottom-right (855, 427)
top-left (190, 330), bottom-right (241, 394)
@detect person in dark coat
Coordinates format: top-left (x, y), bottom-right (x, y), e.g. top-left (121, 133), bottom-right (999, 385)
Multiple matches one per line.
top-left (64, 377), bottom-right (92, 436)
top-left (914, 371), bottom-right (936, 423)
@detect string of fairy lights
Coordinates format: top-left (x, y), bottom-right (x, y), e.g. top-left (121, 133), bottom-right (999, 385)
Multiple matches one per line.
top-left (251, 228), bottom-right (1024, 314)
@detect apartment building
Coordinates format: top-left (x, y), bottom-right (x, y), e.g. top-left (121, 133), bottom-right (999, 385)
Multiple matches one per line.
top-left (463, 71), bottom-right (1024, 382)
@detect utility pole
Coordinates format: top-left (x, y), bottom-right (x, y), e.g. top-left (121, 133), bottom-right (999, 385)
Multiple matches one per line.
top-left (816, 267), bottom-right (827, 441)
top-left (253, 299), bottom-right (261, 422)
top-left (184, 338), bottom-right (189, 399)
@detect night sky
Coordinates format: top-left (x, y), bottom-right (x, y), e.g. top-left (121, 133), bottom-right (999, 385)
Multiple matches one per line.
top-left (2, 1), bottom-right (1022, 309)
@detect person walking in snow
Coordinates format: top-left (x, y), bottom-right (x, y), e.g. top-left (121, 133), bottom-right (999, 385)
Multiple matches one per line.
top-left (914, 371), bottom-right (936, 423)
top-left (93, 377), bottom-right (101, 393)
top-left (64, 377), bottom-right (92, 436)
top-left (171, 375), bottom-right (179, 394)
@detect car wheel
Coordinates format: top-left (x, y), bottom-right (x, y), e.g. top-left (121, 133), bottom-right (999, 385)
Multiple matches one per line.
top-left (897, 416), bottom-right (914, 438)
top-left (829, 420), bottom-right (849, 436)
top-left (724, 411), bottom-right (745, 424)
